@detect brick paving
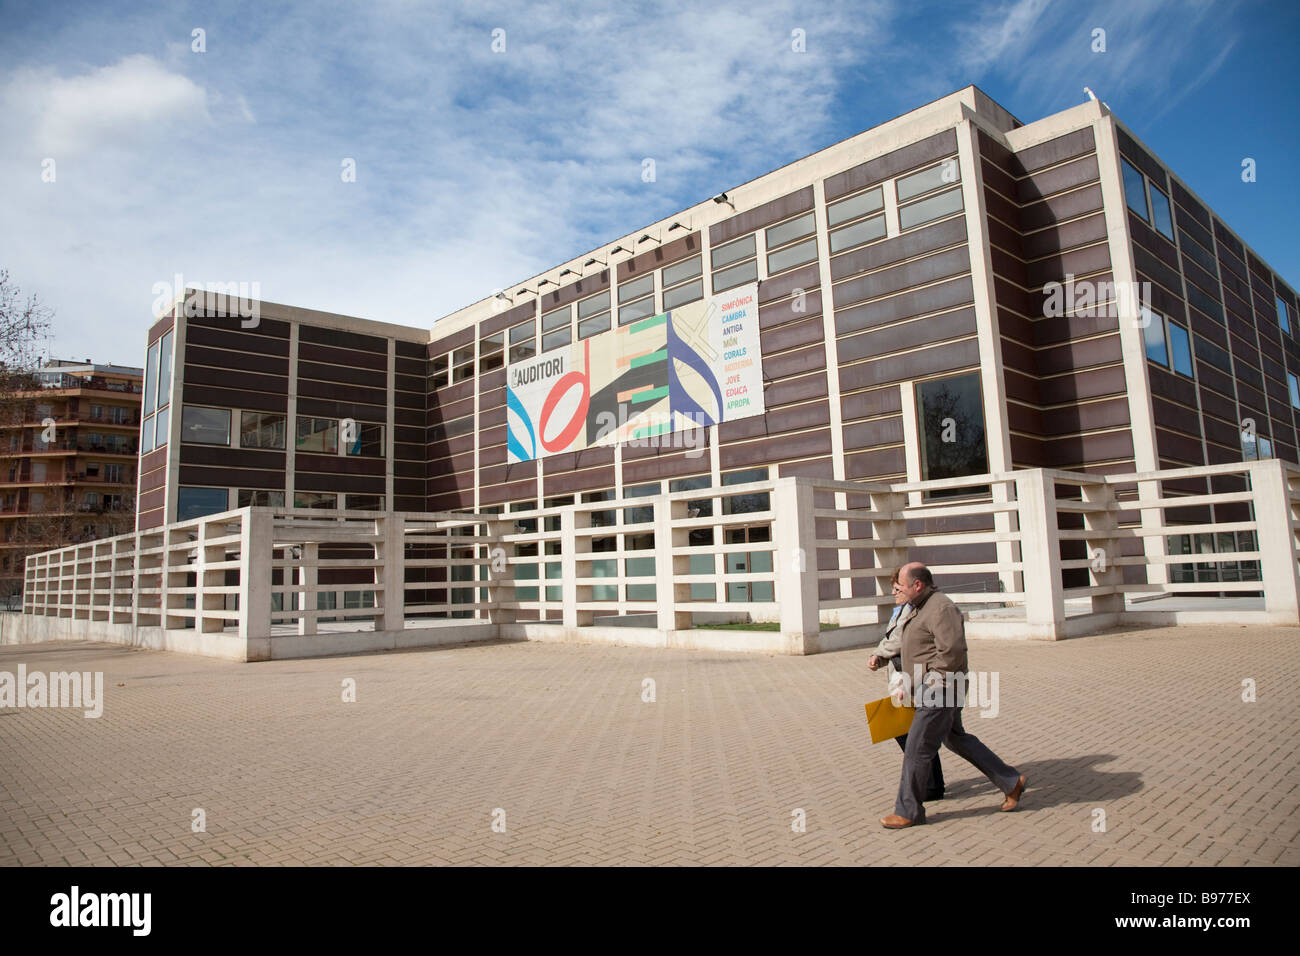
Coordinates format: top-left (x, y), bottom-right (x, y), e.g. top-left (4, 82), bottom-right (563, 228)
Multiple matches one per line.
top-left (1, 623), bottom-right (1297, 866)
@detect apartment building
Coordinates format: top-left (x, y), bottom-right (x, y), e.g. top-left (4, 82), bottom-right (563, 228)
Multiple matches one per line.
top-left (1, 359), bottom-right (142, 601)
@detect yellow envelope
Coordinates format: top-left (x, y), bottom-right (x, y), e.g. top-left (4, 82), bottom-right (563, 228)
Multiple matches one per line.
top-left (864, 696), bottom-right (915, 744)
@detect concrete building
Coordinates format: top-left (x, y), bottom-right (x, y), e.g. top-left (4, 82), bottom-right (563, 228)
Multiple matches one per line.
top-left (16, 85), bottom-right (1299, 660)
top-left (138, 88), bottom-right (1294, 576)
top-left (0, 359), bottom-right (142, 602)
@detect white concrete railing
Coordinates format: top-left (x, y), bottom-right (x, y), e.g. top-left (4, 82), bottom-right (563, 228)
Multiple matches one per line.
top-left (17, 460), bottom-right (1300, 657)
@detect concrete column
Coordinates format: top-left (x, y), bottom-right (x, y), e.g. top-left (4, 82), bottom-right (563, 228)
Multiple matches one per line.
top-left (1015, 469), bottom-right (1065, 638)
top-left (1250, 459), bottom-right (1300, 623)
top-left (238, 510), bottom-right (273, 659)
top-left (1080, 478), bottom-right (1124, 615)
top-left (561, 506), bottom-right (593, 628)
top-left (772, 478), bottom-right (819, 651)
top-left (378, 516), bottom-right (406, 633)
top-left (653, 495), bottom-right (692, 632)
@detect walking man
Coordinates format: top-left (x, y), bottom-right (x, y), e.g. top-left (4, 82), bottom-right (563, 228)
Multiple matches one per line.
top-left (881, 561), bottom-right (1027, 829)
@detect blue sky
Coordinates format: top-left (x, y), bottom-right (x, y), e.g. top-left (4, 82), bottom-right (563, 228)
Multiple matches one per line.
top-left (1, 0), bottom-right (1296, 368)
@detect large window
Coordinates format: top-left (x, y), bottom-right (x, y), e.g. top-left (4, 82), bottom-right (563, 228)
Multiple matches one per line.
top-left (618, 274), bottom-right (655, 326)
top-left (711, 235), bottom-right (758, 293)
top-left (1289, 372), bottom-right (1300, 410)
top-left (508, 318), bottom-right (536, 363)
top-left (915, 373), bottom-right (989, 498)
top-left (181, 405), bottom-right (231, 445)
top-left (898, 187), bottom-right (962, 230)
top-left (480, 332), bottom-right (505, 373)
top-left (296, 416), bottom-right (337, 454)
top-left (240, 412), bottom-right (286, 449)
top-left (765, 213), bottom-right (817, 277)
top-left (1148, 185), bottom-right (1175, 240)
top-left (1121, 158), bottom-right (1148, 220)
top-left (662, 256), bottom-right (702, 310)
top-left (1143, 309), bottom-right (1168, 366)
top-left (1277, 295), bottom-right (1292, 336)
top-left (344, 422), bottom-right (384, 457)
top-left (177, 486), bottom-right (229, 521)
top-left (143, 340), bottom-right (159, 413)
top-left (896, 160), bottom-right (960, 202)
top-left (140, 416), bottom-right (155, 454)
top-left (294, 492), bottom-right (337, 509)
top-left (577, 290), bottom-right (611, 339)
top-left (154, 405), bottom-right (170, 447)
top-left (238, 489), bottom-right (285, 507)
top-left (541, 304), bottom-right (571, 353)
top-left (1167, 322), bottom-right (1194, 378)
top-left (157, 331), bottom-right (173, 408)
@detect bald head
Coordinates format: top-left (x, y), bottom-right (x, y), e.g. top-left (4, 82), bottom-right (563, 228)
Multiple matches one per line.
top-left (899, 562), bottom-right (934, 597)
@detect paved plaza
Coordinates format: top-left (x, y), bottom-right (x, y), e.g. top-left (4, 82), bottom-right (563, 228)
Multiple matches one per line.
top-left (1, 623), bottom-right (1297, 866)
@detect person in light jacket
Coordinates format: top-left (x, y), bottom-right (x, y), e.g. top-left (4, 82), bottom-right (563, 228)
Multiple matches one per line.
top-left (868, 567), bottom-right (944, 801)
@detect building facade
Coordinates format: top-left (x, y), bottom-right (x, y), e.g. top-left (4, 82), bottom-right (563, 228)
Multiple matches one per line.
top-left (135, 87), bottom-right (1297, 600)
top-left (1, 359), bottom-right (142, 602)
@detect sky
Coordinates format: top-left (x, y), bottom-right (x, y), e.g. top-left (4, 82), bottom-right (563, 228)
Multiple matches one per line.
top-left (1, 0), bottom-right (1297, 369)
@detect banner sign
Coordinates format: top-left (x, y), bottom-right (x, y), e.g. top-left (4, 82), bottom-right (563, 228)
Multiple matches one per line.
top-left (505, 283), bottom-right (765, 462)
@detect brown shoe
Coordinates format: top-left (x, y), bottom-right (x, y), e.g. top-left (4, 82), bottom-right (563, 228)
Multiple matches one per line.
top-left (1000, 775), bottom-right (1028, 812)
top-left (880, 814), bottom-right (920, 829)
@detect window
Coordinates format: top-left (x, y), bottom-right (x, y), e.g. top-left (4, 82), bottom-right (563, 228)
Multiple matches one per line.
top-left (622, 482), bottom-right (660, 525)
top-left (1143, 309), bottom-right (1168, 366)
top-left (1149, 185), bottom-right (1175, 240)
top-left (829, 214), bottom-right (886, 254)
top-left (1289, 373), bottom-right (1300, 410)
top-left (898, 187), bottom-right (962, 230)
top-left (104, 464), bottom-right (123, 483)
top-left (154, 405), bottom-right (169, 447)
top-left (712, 259), bottom-right (759, 293)
top-left (345, 494), bottom-right (384, 511)
top-left (1167, 322), bottom-right (1194, 378)
top-left (177, 486), bottom-right (229, 521)
top-left (722, 467), bottom-right (769, 515)
top-left (344, 422), bottom-right (384, 457)
top-left (766, 212), bottom-right (816, 250)
top-left (180, 406), bottom-right (231, 445)
top-left (430, 354), bottom-right (449, 388)
top-left (508, 319), bottom-right (536, 363)
top-left (480, 332), bottom-right (505, 373)
top-left (294, 492), bottom-right (338, 509)
top-left (1121, 158), bottom-right (1148, 220)
top-left (143, 340), bottom-right (159, 413)
top-left (452, 345), bottom-right (475, 382)
top-left (141, 415), bottom-right (155, 454)
top-left (915, 373), bottom-right (989, 498)
top-left (1277, 295), bottom-right (1292, 335)
top-left (896, 160), bottom-right (960, 202)
top-left (157, 331), bottom-right (173, 407)
top-left (240, 412), bottom-right (286, 449)
top-left (827, 186), bottom-right (883, 228)
top-left (296, 416), bottom-right (338, 454)
top-left (618, 274), bottom-right (655, 326)
top-left (541, 306), bottom-right (571, 352)
top-left (711, 234), bottom-right (755, 269)
top-left (711, 235), bottom-right (758, 293)
top-left (767, 237), bottom-right (818, 275)
top-left (578, 290), bottom-right (611, 339)
top-left (662, 255), bottom-right (703, 310)
top-left (237, 489), bottom-right (285, 507)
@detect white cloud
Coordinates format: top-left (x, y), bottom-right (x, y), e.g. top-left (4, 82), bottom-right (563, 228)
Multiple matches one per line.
top-left (6, 54), bottom-right (209, 154)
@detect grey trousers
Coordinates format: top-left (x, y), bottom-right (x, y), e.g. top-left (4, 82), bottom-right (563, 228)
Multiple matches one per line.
top-left (894, 701), bottom-right (1020, 821)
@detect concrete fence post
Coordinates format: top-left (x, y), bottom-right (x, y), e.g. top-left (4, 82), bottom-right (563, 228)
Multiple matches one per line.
top-left (561, 506), bottom-right (593, 628)
top-left (378, 516), bottom-right (406, 633)
top-left (1080, 477), bottom-right (1124, 615)
top-left (654, 495), bottom-right (692, 633)
top-left (485, 517), bottom-right (516, 625)
top-left (1250, 458), bottom-right (1300, 623)
top-left (1015, 469), bottom-right (1065, 639)
top-left (773, 477), bottom-right (820, 653)
top-left (238, 509), bottom-right (273, 661)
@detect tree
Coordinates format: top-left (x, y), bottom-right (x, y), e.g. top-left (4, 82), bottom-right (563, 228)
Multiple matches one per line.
top-left (0, 270), bottom-right (55, 607)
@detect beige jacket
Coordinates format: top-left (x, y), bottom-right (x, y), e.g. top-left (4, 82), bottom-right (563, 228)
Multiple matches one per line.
top-left (898, 587), bottom-right (968, 681)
